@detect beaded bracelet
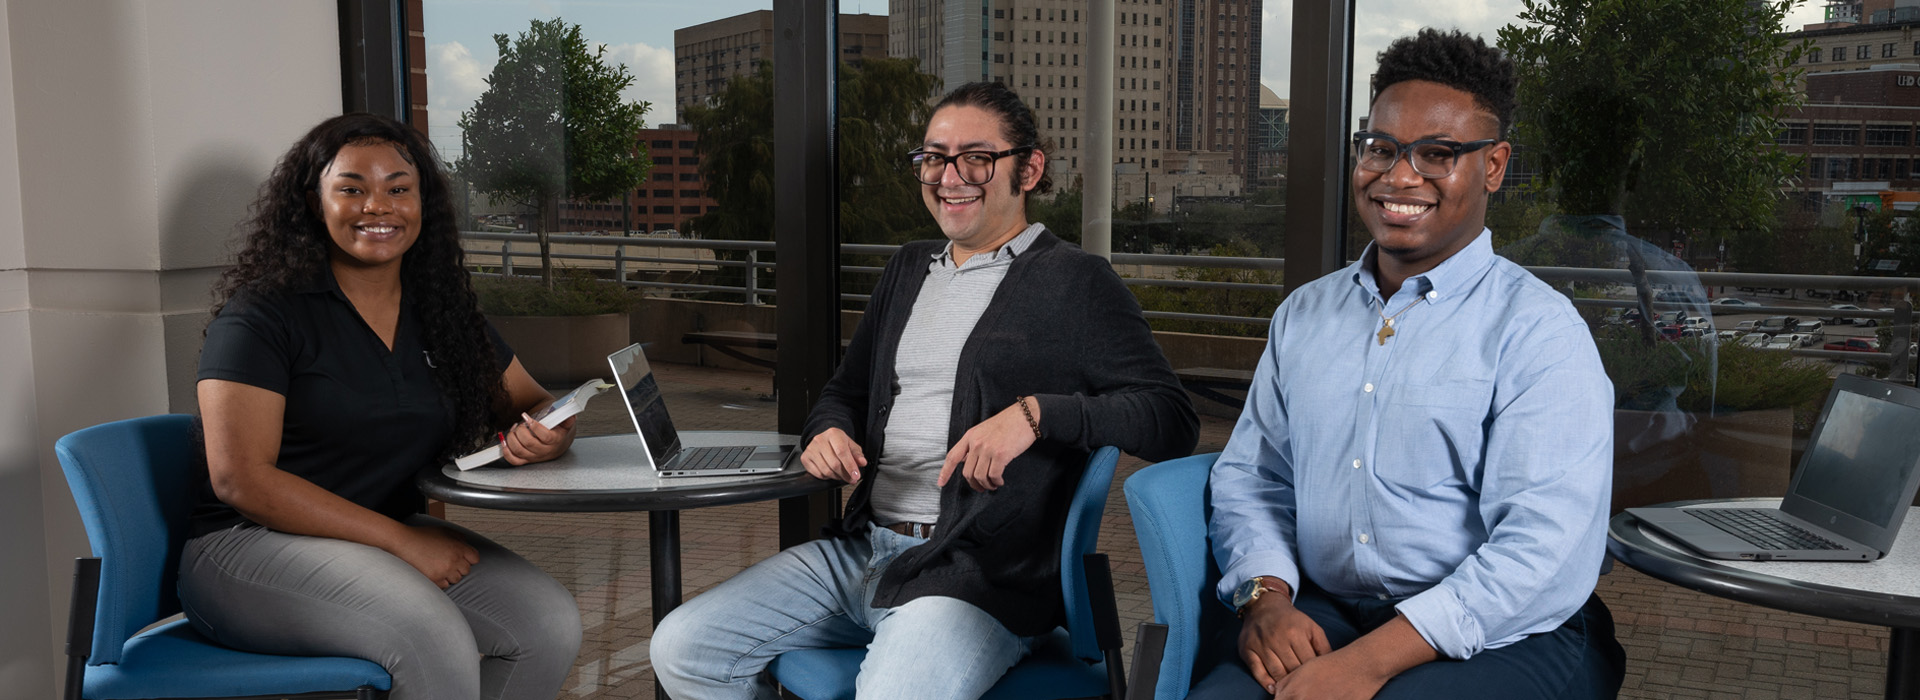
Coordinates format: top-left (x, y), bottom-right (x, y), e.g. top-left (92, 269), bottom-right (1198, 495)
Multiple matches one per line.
top-left (1017, 396), bottom-right (1042, 440)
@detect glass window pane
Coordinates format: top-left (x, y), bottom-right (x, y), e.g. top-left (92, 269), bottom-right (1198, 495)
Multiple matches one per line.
top-left (424, 2), bottom-right (780, 694)
top-left (1350, 2), bottom-right (1915, 695)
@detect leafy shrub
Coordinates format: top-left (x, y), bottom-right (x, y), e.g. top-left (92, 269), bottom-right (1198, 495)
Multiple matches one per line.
top-left (473, 269), bottom-right (634, 316)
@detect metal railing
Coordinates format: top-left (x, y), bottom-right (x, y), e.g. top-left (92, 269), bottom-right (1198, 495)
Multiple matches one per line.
top-left (462, 231), bottom-right (1917, 379)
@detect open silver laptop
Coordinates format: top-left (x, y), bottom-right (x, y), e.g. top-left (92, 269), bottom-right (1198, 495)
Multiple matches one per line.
top-left (606, 343), bottom-right (792, 478)
top-left (1630, 374), bottom-right (1920, 562)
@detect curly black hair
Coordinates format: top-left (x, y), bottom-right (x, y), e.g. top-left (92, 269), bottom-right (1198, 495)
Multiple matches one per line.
top-left (1373, 29), bottom-right (1517, 140)
top-left (210, 113), bottom-right (507, 461)
top-left (932, 81), bottom-right (1055, 196)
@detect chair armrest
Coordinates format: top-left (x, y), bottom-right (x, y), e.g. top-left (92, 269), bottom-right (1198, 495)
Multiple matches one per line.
top-left (66, 557), bottom-right (101, 700)
top-left (1127, 622), bottom-right (1168, 700)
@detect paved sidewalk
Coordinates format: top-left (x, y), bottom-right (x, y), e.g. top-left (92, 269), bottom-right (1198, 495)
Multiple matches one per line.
top-left (445, 361), bottom-right (1890, 699)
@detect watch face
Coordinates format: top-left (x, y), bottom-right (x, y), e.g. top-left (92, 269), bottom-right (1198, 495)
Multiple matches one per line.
top-left (1232, 578), bottom-right (1261, 608)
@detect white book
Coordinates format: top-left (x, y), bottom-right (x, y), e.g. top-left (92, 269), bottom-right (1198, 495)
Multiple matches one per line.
top-left (454, 378), bottom-right (613, 470)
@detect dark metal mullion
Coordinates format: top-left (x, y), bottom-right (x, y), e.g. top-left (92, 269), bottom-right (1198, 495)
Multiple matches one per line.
top-left (1282, 0), bottom-right (1356, 295)
top-left (336, 0), bottom-right (406, 119)
top-left (774, 0), bottom-right (843, 550)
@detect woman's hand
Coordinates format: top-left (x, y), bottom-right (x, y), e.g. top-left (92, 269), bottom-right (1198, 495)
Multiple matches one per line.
top-left (501, 414), bottom-right (576, 465)
top-left (390, 524), bottom-right (480, 589)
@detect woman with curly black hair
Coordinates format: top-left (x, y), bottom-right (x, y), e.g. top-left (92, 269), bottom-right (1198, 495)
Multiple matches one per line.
top-left (178, 113), bottom-right (582, 700)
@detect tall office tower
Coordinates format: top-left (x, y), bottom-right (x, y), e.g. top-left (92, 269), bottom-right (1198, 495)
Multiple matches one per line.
top-left (891, 0), bottom-right (991, 93)
top-left (891, 0), bottom-right (947, 82)
top-left (1169, 0), bottom-right (1262, 185)
top-left (674, 11), bottom-right (889, 123)
top-left (888, 0), bottom-right (1261, 193)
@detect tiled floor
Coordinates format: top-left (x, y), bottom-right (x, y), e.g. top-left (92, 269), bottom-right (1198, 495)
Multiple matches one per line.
top-left (445, 361), bottom-right (1892, 699)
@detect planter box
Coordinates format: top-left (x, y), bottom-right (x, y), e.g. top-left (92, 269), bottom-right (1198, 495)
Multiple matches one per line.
top-left (487, 312), bottom-right (631, 385)
top-left (1612, 407), bottom-right (1793, 511)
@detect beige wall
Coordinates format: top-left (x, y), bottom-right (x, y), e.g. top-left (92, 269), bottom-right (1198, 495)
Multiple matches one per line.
top-left (0, 2), bottom-right (341, 697)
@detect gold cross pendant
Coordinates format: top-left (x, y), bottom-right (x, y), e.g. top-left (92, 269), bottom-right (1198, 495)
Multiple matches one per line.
top-left (1376, 320), bottom-right (1395, 346)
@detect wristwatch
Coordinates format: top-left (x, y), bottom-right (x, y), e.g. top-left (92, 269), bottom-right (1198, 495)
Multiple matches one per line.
top-left (1231, 576), bottom-right (1279, 617)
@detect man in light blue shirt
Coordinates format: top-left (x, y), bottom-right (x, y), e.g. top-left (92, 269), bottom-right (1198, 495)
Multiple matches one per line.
top-left (1194, 30), bottom-right (1626, 700)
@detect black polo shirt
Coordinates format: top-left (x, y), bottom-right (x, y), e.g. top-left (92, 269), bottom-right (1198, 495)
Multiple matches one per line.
top-left (190, 270), bottom-right (511, 537)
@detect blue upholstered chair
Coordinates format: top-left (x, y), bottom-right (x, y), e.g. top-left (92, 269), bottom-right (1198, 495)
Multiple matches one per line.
top-left (55, 414), bottom-right (391, 700)
top-left (1123, 452), bottom-right (1224, 700)
top-left (769, 446), bottom-right (1129, 700)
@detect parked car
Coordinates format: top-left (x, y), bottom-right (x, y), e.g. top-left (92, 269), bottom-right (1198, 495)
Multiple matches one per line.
top-left (1735, 319), bottom-right (1758, 332)
top-left (1793, 319), bottom-right (1825, 336)
top-left (1764, 337), bottom-right (1797, 351)
top-left (1859, 308), bottom-right (1896, 327)
top-left (1823, 337), bottom-right (1881, 352)
top-left (1717, 330), bottom-right (1743, 342)
top-left (1683, 316), bottom-right (1710, 330)
top-left (1754, 316), bottom-right (1798, 333)
top-left (1780, 332), bottom-right (1818, 347)
top-left (1710, 297), bottom-right (1759, 310)
top-left (1737, 333), bottom-right (1772, 348)
top-left (1822, 304), bottom-right (1864, 325)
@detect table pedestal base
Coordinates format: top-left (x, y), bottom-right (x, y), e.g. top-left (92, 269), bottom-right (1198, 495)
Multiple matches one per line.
top-left (651, 510), bottom-right (680, 700)
top-left (1891, 627), bottom-right (1918, 700)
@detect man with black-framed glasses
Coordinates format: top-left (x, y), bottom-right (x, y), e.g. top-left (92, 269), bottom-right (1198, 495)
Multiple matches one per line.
top-left (652, 80), bottom-right (1197, 700)
top-left (1196, 29), bottom-right (1626, 700)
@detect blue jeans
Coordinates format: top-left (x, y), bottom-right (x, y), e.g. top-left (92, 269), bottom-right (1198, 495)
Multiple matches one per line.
top-left (651, 523), bottom-right (1033, 700)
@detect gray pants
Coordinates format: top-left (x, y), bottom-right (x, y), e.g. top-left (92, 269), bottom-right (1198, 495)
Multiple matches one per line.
top-left (178, 514), bottom-right (582, 700)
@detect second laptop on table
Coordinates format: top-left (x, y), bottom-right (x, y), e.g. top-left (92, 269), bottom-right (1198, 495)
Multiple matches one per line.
top-left (1630, 373), bottom-right (1920, 562)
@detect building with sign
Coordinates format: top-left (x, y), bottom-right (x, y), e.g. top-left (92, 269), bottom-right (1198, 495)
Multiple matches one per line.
top-left (1775, 64), bottom-right (1920, 206)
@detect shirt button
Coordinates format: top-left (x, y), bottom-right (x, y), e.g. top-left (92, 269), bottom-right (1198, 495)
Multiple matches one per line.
top-left (1352, 458), bottom-right (1362, 469)
top-left (1426, 291), bottom-right (1438, 300)
top-left (1378, 593), bottom-right (1390, 601)
top-left (1358, 533), bottom-right (1371, 544)
top-left (1363, 383), bottom-right (1374, 393)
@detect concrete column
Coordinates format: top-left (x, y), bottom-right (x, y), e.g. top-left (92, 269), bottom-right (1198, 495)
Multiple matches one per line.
top-left (0, 2), bottom-right (341, 696)
top-left (1082, 0), bottom-right (1115, 259)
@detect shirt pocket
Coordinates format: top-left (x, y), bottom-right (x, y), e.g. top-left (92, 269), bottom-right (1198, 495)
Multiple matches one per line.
top-left (1382, 379), bottom-right (1495, 489)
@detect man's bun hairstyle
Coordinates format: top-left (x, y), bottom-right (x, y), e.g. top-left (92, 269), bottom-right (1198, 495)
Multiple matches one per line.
top-left (1372, 28), bottom-right (1517, 140)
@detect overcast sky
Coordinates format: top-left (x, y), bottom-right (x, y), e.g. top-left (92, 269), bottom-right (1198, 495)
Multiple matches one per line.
top-left (423, 0), bottom-right (1831, 157)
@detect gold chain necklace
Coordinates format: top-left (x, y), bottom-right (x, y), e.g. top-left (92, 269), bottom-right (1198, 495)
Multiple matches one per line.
top-left (1375, 297), bottom-right (1423, 346)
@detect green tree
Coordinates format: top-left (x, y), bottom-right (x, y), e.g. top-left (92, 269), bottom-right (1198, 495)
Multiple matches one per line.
top-left (838, 58), bottom-right (941, 245)
top-left (457, 18), bottom-right (651, 288)
top-left (682, 62), bottom-right (775, 242)
top-left (685, 57), bottom-right (939, 246)
top-left (1498, 0), bottom-right (1807, 236)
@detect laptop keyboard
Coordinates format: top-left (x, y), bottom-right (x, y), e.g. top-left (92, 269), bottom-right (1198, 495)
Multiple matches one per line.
top-left (671, 446), bottom-right (756, 473)
top-left (1687, 508), bottom-right (1846, 551)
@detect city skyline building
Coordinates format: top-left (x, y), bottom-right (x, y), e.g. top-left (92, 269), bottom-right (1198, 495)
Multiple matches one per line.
top-left (886, 0), bottom-right (1265, 197)
top-left (674, 11), bottom-right (890, 123)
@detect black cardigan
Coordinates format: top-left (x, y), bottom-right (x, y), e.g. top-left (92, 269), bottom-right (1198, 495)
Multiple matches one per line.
top-left (802, 230), bottom-right (1199, 636)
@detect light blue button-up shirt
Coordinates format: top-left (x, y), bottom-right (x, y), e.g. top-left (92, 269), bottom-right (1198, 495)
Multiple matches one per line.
top-left (1209, 230), bottom-right (1614, 660)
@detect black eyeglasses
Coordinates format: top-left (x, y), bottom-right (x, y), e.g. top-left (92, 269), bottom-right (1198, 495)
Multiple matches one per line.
top-left (1351, 132), bottom-right (1497, 179)
top-left (907, 146), bottom-right (1035, 186)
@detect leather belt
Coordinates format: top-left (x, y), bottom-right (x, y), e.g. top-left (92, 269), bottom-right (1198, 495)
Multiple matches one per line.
top-left (883, 521), bottom-right (937, 538)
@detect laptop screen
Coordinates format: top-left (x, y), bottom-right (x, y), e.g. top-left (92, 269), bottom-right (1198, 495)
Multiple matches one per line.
top-left (1793, 385), bottom-right (1920, 528)
top-left (608, 344), bottom-right (683, 466)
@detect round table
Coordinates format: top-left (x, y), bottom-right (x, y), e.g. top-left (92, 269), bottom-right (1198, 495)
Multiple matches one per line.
top-left (1608, 499), bottom-right (1920, 699)
top-left (417, 431), bottom-right (834, 700)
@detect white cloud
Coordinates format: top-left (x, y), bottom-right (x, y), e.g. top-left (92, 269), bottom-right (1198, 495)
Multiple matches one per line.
top-left (596, 40), bottom-right (679, 127)
top-left (427, 41), bottom-right (494, 158)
